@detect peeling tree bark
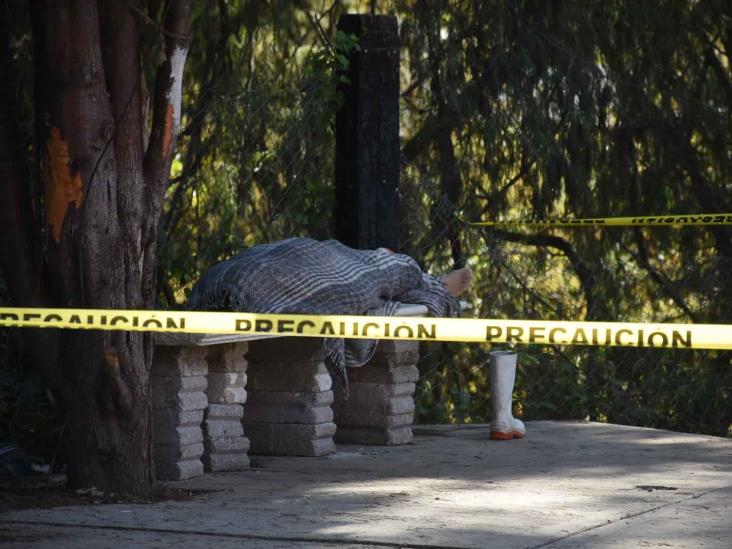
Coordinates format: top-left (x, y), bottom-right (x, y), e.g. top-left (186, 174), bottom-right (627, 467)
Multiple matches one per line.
top-left (0, 0), bottom-right (192, 496)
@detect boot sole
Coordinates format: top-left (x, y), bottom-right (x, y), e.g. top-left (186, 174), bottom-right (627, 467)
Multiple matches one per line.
top-left (490, 430), bottom-right (525, 440)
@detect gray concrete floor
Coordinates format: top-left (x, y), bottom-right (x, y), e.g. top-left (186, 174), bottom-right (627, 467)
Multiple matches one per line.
top-left (1, 421), bottom-right (730, 548)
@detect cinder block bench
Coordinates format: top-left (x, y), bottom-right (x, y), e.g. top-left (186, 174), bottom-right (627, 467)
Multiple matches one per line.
top-left (152, 304), bottom-right (431, 479)
top-left (152, 333), bottom-right (262, 480)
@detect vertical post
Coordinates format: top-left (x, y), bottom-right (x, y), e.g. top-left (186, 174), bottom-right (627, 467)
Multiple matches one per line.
top-left (334, 14), bottom-right (400, 250)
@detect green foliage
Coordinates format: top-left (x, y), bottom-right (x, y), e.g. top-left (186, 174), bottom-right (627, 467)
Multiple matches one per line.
top-left (159, 1), bottom-right (730, 435)
top-left (397, 0), bottom-right (731, 435)
top-left (159, 1), bottom-right (359, 304)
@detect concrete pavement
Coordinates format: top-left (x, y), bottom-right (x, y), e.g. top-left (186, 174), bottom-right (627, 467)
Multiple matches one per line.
top-left (1, 421), bottom-right (730, 548)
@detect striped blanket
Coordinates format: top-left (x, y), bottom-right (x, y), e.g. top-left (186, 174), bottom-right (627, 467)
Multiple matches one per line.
top-left (188, 238), bottom-right (460, 389)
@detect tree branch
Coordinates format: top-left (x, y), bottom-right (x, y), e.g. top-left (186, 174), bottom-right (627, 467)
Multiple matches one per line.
top-left (486, 227), bottom-right (597, 319)
top-left (626, 232), bottom-right (697, 322)
top-left (124, 0), bottom-right (189, 41)
top-left (679, 134), bottom-right (732, 258)
top-left (402, 115), bottom-right (437, 162)
top-left (163, 0), bottom-right (236, 238)
top-left (143, 0), bottom-right (191, 239)
top-left (428, 29), bottom-right (464, 267)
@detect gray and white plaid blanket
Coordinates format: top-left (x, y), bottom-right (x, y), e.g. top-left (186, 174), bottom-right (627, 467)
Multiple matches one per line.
top-left (188, 238), bottom-right (460, 389)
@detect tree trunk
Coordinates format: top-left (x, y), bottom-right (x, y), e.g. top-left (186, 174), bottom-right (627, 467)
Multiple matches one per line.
top-left (0, 0), bottom-right (193, 495)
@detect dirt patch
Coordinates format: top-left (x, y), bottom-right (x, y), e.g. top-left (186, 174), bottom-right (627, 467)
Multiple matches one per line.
top-left (0, 477), bottom-right (213, 513)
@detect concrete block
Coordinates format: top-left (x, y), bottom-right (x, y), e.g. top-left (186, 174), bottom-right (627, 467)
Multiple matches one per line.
top-left (338, 395), bottom-right (414, 416)
top-left (242, 403), bottom-right (333, 424)
top-left (179, 391), bottom-right (209, 411)
top-left (205, 435), bottom-right (250, 454)
top-left (247, 337), bottom-right (324, 362)
top-left (367, 350), bottom-right (420, 369)
top-left (213, 386), bottom-right (246, 404)
top-left (153, 390), bottom-right (208, 412)
top-left (153, 346), bottom-right (208, 377)
top-left (368, 340), bottom-right (420, 368)
top-left (204, 419), bottom-right (244, 439)
top-left (334, 425), bottom-right (413, 445)
top-left (155, 458), bottom-right (203, 481)
top-left (304, 437), bottom-right (337, 457)
top-left (333, 411), bottom-right (414, 429)
top-left (207, 372), bottom-right (246, 394)
top-left (346, 382), bottom-right (415, 398)
top-left (245, 421), bottom-right (337, 456)
top-left (206, 342), bottom-right (249, 373)
top-left (347, 364), bottom-right (419, 385)
top-left (204, 452), bottom-right (249, 472)
top-left (246, 390), bottom-right (333, 407)
top-left (153, 409), bottom-right (204, 433)
top-left (286, 421), bottom-right (336, 439)
top-left (154, 442), bottom-right (204, 464)
top-left (206, 370), bottom-right (247, 403)
top-left (152, 374), bottom-right (208, 392)
top-left (152, 375), bottom-right (207, 402)
top-left (335, 383), bottom-right (415, 414)
top-left (375, 340), bottom-right (420, 355)
top-left (154, 425), bottom-right (203, 446)
top-left (206, 403), bottom-right (244, 420)
top-left (387, 396), bottom-right (416, 416)
top-left (247, 361), bottom-right (332, 392)
top-left (208, 371), bottom-right (246, 386)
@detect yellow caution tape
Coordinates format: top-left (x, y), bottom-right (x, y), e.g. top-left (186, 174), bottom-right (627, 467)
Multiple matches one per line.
top-left (464, 213), bottom-right (732, 227)
top-left (1, 307), bottom-right (731, 350)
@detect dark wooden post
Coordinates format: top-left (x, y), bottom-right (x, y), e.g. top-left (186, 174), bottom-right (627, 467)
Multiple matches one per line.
top-left (334, 14), bottom-right (400, 250)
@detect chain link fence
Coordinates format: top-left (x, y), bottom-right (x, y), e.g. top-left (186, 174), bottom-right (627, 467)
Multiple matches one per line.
top-left (2, 6), bottom-right (729, 453)
top-left (401, 194), bottom-right (731, 436)
top-left (154, 41), bottom-right (731, 436)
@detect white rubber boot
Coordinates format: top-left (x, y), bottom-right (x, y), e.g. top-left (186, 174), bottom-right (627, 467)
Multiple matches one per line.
top-left (489, 351), bottom-right (526, 440)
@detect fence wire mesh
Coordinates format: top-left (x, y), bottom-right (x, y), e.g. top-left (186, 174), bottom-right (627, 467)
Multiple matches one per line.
top-left (402, 194), bottom-right (731, 436)
top-left (2, 4), bottom-right (730, 449)
top-left (151, 45), bottom-right (731, 436)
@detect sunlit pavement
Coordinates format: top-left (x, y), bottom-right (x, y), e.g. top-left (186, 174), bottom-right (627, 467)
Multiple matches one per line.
top-left (1, 421), bottom-right (730, 548)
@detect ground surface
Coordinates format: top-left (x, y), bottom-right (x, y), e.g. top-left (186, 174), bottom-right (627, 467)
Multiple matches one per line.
top-left (0, 421), bottom-right (730, 548)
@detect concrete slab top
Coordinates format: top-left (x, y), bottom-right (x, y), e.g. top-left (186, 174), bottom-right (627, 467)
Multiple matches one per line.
top-left (154, 302), bottom-right (468, 346)
top-left (2, 421), bottom-right (730, 548)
